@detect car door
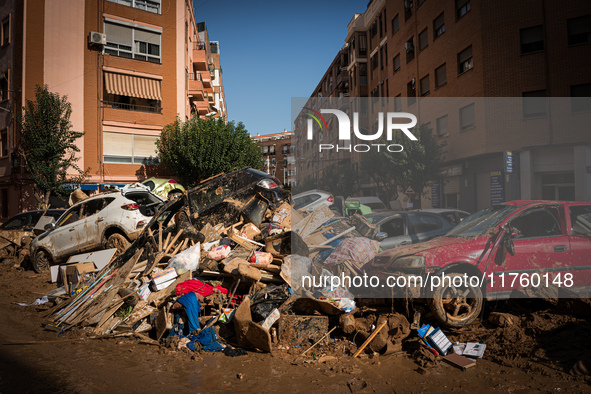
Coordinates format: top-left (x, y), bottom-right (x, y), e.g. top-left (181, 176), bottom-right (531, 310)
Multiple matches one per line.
top-left (75, 198), bottom-right (112, 251)
top-left (408, 214), bottom-right (450, 243)
top-left (494, 205), bottom-right (571, 293)
top-left (567, 203), bottom-right (591, 290)
top-left (377, 215), bottom-right (412, 250)
top-left (50, 205), bottom-right (83, 258)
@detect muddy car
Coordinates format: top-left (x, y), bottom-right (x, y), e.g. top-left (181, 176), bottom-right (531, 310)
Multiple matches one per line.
top-left (363, 201), bottom-right (591, 328)
top-left (31, 186), bottom-right (165, 273)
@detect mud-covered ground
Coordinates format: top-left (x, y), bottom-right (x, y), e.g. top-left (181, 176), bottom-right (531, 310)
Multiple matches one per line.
top-left (0, 263), bottom-right (590, 393)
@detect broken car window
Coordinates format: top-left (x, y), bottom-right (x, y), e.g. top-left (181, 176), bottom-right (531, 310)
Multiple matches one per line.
top-left (570, 205), bottom-right (591, 235)
top-left (510, 207), bottom-right (562, 238)
top-left (446, 205), bottom-right (516, 238)
top-left (57, 206), bottom-right (81, 227)
top-left (189, 180), bottom-right (236, 213)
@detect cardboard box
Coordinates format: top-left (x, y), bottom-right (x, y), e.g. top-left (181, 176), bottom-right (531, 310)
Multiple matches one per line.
top-left (151, 267), bottom-right (177, 285)
top-left (150, 277), bottom-right (176, 292)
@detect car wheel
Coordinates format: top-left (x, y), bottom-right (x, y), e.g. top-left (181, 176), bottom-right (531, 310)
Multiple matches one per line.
top-left (106, 233), bottom-right (131, 257)
top-left (428, 273), bottom-right (483, 328)
top-left (33, 250), bottom-right (51, 274)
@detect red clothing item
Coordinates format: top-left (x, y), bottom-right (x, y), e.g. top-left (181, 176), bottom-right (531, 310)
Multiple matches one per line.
top-left (175, 279), bottom-right (228, 297)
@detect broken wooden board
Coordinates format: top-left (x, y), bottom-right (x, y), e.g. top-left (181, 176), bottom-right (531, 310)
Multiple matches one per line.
top-left (350, 214), bottom-right (379, 239)
top-left (125, 301), bottom-right (158, 326)
top-left (293, 205), bottom-right (334, 238)
top-left (155, 305), bottom-right (173, 340)
top-left (200, 223), bottom-right (221, 243)
top-left (147, 270), bottom-right (191, 308)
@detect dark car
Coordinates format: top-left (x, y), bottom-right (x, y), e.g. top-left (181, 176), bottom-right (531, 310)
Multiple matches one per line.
top-left (0, 209), bottom-right (65, 232)
top-left (364, 201), bottom-right (591, 328)
top-left (364, 210), bottom-right (454, 250)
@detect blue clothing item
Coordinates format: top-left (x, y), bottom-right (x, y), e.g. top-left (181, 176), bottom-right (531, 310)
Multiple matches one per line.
top-left (177, 292), bottom-right (201, 333)
top-left (185, 327), bottom-right (224, 352)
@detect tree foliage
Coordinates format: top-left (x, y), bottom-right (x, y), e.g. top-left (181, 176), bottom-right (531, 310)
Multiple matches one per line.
top-left (157, 117), bottom-right (263, 188)
top-left (362, 124), bottom-right (444, 208)
top-left (18, 85), bottom-right (87, 207)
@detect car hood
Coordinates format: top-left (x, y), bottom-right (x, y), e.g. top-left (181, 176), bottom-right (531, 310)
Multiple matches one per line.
top-left (368, 235), bottom-right (490, 270)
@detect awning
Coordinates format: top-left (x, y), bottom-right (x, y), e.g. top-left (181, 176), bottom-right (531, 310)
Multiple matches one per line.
top-left (104, 72), bottom-right (162, 101)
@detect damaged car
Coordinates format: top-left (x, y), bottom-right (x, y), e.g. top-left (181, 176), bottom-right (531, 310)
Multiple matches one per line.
top-left (30, 185), bottom-right (165, 273)
top-left (363, 201), bottom-right (591, 328)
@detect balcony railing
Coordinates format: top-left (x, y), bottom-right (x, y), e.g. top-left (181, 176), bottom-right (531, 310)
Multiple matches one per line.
top-left (188, 72), bottom-right (202, 81)
top-left (101, 100), bottom-right (162, 114)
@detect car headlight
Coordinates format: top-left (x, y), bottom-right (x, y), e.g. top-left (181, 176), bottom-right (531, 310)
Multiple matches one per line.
top-left (392, 255), bottom-right (425, 268)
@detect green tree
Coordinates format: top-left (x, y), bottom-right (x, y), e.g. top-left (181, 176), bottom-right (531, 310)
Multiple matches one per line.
top-left (18, 85), bottom-right (88, 208)
top-left (362, 124), bottom-right (444, 208)
top-left (157, 117), bottom-right (263, 188)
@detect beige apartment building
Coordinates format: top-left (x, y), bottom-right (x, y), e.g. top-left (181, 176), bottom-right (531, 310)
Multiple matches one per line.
top-left (297, 0), bottom-right (591, 212)
top-left (0, 0), bottom-right (226, 219)
top-left (251, 130), bottom-right (295, 188)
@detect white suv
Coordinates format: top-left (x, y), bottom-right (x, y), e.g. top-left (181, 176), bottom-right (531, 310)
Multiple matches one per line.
top-left (31, 186), bottom-right (164, 273)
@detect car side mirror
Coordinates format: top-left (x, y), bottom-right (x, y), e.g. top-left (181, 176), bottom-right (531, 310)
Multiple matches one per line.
top-left (44, 223), bottom-right (55, 231)
top-left (375, 232), bottom-right (388, 242)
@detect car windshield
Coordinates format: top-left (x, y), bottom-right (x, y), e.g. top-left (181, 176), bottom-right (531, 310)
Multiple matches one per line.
top-left (446, 205), bottom-right (516, 237)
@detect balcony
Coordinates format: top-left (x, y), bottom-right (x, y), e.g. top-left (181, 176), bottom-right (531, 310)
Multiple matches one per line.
top-left (101, 100), bottom-right (161, 114)
top-left (193, 100), bottom-right (210, 115)
top-left (188, 73), bottom-right (204, 99)
top-left (201, 71), bottom-right (212, 88)
top-left (192, 42), bottom-right (209, 71)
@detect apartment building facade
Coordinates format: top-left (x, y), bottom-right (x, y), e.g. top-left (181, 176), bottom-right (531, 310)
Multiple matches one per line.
top-left (0, 0), bottom-right (226, 218)
top-left (298, 0), bottom-right (591, 212)
top-left (251, 130), bottom-right (295, 187)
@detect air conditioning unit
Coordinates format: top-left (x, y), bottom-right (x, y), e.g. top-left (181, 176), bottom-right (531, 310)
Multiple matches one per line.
top-left (405, 41), bottom-right (414, 52)
top-left (88, 31), bottom-right (106, 46)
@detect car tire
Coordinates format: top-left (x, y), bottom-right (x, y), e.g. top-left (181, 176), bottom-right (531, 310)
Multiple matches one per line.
top-left (106, 233), bottom-right (131, 257)
top-left (428, 272), bottom-right (483, 328)
top-left (33, 250), bottom-right (52, 274)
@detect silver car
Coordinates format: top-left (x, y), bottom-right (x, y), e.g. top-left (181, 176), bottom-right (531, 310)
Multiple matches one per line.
top-left (31, 186), bottom-right (164, 273)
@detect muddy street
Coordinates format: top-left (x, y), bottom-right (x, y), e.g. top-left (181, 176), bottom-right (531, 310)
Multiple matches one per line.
top-left (0, 265), bottom-right (589, 393)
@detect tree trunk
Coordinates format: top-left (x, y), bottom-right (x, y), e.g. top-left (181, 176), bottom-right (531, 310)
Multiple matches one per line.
top-left (42, 190), bottom-right (51, 214)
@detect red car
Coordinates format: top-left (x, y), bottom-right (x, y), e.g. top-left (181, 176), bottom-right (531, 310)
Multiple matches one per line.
top-left (364, 201), bottom-right (591, 327)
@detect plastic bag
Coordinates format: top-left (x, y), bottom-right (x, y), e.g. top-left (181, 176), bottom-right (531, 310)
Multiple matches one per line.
top-left (167, 243), bottom-right (201, 274)
top-left (281, 254), bottom-right (312, 291)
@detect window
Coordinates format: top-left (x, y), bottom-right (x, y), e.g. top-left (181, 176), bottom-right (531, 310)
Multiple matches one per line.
top-left (571, 83), bottom-right (591, 112)
top-left (393, 53), bottom-right (401, 73)
top-left (0, 129), bottom-right (6, 156)
top-left (409, 214), bottom-right (443, 233)
top-left (383, 10), bottom-right (387, 34)
top-left (435, 63), bottom-right (447, 87)
top-left (107, 0), bottom-right (161, 14)
top-left (104, 21), bottom-right (161, 63)
top-left (392, 14), bottom-right (399, 34)
top-left (455, 0), bottom-right (471, 19)
top-left (570, 205), bottom-right (591, 235)
top-left (459, 103), bottom-right (475, 130)
top-left (1, 16), bottom-right (9, 46)
top-left (407, 80), bottom-right (416, 106)
top-left (405, 0), bottom-right (414, 21)
top-left (358, 33), bottom-right (367, 57)
top-left (568, 15), bottom-right (591, 45)
top-left (394, 95), bottom-right (402, 111)
top-left (359, 63), bottom-right (367, 86)
top-left (420, 75), bottom-right (430, 96)
top-left (457, 45), bottom-right (473, 74)
top-left (418, 28), bottom-right (428, 51)
top-left (381, 218), bottom-right (405, 237)
top-left (434, 13), bottom-right (445, 39)
top-left (436, 115), bottom-right (448, 137)
top-left (379, 14), bottom-right (383, 38)
top-left (510, 208), bottom-right (562, 238)
top-left (371, 54), bottom-right (378, 70)
top-left (0, 71), bottom-right (8, 101)
top-left (384, 43), bottom-right (388, 66)
top-left (520, 25), bottom-right (544, 54)
top-left (103, 132), bottom-right (159, 164)
top-left (522, 90), bottom-right (547, 118)
top-left (1, 189), bottom-right (8, 218)
top-left (406, 37), bottom-right (415, 63)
